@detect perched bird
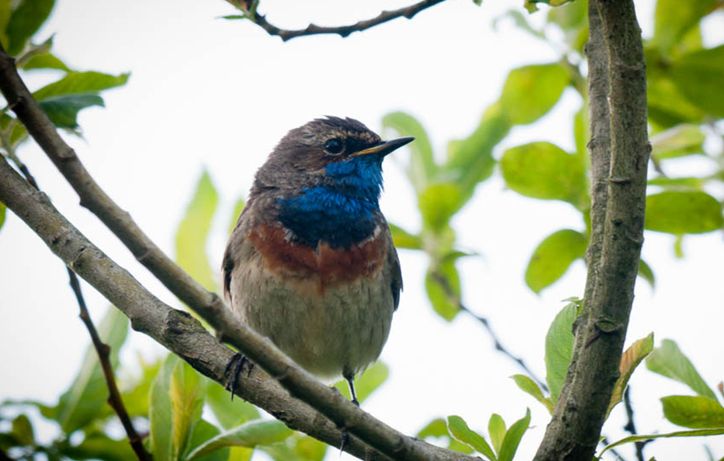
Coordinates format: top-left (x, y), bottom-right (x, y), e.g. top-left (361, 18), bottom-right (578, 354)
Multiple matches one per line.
top-left (222, 116), bottom-right (412, 403)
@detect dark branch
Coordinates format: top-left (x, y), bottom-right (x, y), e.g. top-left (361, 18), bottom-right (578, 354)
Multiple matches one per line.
top-left (623, 386), bottom-right (649, 461)
top-left (430, 271), bottom-right (548, 393)
top-left (534, 0), bottom-right (650, 458)
top-left (231, 0), bottom-right (448, 41)
top-left (2, 156), bottom-right (150, 461)
top-left (0, 49), bottom-right (478, 461)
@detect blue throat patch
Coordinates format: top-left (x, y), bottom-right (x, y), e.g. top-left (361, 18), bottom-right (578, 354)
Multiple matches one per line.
top-left (278, 156), bottom-right (383, 248)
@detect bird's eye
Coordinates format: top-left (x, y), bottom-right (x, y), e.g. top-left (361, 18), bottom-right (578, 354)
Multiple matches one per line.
top-left (323, 138), bottom-right (345, 156)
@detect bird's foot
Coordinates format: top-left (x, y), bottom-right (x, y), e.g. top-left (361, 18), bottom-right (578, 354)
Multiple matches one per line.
top-left (223, 352), bottom-right (254, 400)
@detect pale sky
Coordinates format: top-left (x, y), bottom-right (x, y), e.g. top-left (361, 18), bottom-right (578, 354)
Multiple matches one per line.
top-left (1, 1), bottom-right (723, 460)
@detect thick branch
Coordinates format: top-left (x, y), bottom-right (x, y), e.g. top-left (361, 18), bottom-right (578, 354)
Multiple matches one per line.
top-left (232, 0), bottom-right (448, 41)
top-left (0, 159), bottom-right (478, 461)
top-left (534, 0), bottom-right (650, 459)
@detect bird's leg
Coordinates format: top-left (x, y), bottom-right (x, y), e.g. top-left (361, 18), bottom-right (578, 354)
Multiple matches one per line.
top-left (344, 371), bottom-right (360, 407)
top-left (223, 352), bottom-right (254, 400)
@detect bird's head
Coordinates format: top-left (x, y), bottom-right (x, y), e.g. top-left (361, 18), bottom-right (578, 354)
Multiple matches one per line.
top-left (254, 116), bottom-right (413, 199)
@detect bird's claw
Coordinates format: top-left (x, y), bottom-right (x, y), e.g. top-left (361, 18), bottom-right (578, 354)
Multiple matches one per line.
top-left (224, 352), bottom-right (254, 400)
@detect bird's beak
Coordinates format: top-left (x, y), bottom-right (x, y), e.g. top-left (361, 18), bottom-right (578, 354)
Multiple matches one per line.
top-left (350, 136), bottom-right (415, 158)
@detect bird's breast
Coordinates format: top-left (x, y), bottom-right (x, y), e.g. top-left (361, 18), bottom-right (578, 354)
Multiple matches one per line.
top-left (248, 224), bottom-right (387, 290)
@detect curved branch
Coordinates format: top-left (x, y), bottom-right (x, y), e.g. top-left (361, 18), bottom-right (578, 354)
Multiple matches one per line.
top-left (0, 157), bottom-right (479, 461)
top-left (231, 0), bottom-right (448, 41)
top-left (534, 0), bottom-right (650, 459)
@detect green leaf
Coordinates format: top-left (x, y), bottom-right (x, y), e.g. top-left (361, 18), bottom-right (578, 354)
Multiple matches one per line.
top-left (0, 0), bottom-right (11, 49)
top-left (0, 202), bottom-right (6, 231)
top-left (33, 71), bottom-right (130, 101)
top-left (653, 0), bottom-right (718, 54)
top-left (607, 333), bottom-right (655, 417)
top-left (501, 142), bottom-right (587, 208)
top-left (10, 414), bottom-right (33, 445)
top-left (646, 339), bottom-right (717, 400)
top-left (120, 357), bottom-right (162, 418)
top-left (187, 419), bottom-right (228, 461)
top-left (334, 362), bottom-right (389, 404)
top-left (176, 170), bottom-right (219, 291)
top-left (186, 420), bottom-right (293, 460)
top-left (525, 229), bottom-right (586, 293)
top-left (425, 258), bottom-right (461, 321)
top-left (511, 374), bottom-right (553, 413)
top-left (645, 191), bottom-right (723, 234)
top-left (20, 51), bottom-right (70, 71)
top-left (444, 103), bottom-right (509, 198)
top-left (227, 196), bottom-right (245, 236)
top-left (497, 409), bottom-right (530, 461)
top-left (5, 0), bottom-right (55, 55)
top-left (382, 111), bottom-right (436, 193)
top-left (206, 378), bottom-right (260, 430)
top-left (62, 433), bottom-right (136, 461)
top-left (417, 418), bottom-right (474, 454)
top-left (662, 396), bottom-right (724, 429)
top-left (545, 301), bottom-right (578, 402)
top-left (447, 415), bottom-right (497, 460)
top-left (292, 435), bottom-right (327, 461)
top-left (670, 45), bottom-right (724, 117)
top-left (55, 306), bottom-right (129, 433)
top-left (600, 427), bottom-right (724, 456)
top-left (500, 63), bottom-right (569, 125)
top-left (388, 223), bottom-right (422, 250)
top-left (418, 183), bottom-right (463, 232)
top-left (488, 414), bottom-right (506, 455)
top-left (38, 94), bottom-right (104, 129)
top-left (638, 259), bottom-right (655, 288)
top-left (650, 124), bottom-right (705, 160)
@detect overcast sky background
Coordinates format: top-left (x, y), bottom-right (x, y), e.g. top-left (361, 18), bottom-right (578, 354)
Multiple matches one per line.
top-left (1, 1), bottom-right (722, 459)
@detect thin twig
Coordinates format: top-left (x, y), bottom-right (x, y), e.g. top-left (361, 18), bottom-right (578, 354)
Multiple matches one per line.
top-left (430, 271), bottom-right (548, 392)
top-left (623, 386), bottom-right (649, 461)
top-left (2, 153), bottom-right (150, 461)
top-left (231, 0), bottom-right (448, 41)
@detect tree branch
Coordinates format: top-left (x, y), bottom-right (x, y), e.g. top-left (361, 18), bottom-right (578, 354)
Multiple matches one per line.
top-left (0, 162), bottom-right (478, 461)
top-left (229, 0), bottom-right (448, 41)
top-left (534, 0), bottom-right (650, 459)
top-left (2, 157), bottom-right (150, 461)
top-left (623, 386), bottom-right (648, 461)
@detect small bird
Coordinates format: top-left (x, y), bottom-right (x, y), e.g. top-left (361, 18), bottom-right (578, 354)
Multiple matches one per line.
top-left (222, 116), bottom-right (412, 404)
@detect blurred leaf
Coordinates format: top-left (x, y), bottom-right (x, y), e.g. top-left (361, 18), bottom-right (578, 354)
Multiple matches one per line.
top-left (497, 409), bottom-right (530, 461)
top-left (121, 356), bottom-right (162, 417)
top-left (417, 418), bottom-right (474, 454)
top-left (447, 415), bottom-right (497, 460)
top-left (0, 0), bottom-right (10, 49)
top-left (171, 358), bottom-right (206, 459)
top-left (21, 50), bottom-right (70, 71)
top-left (425, 258), bottom-right (461, 321)
top-left (648, 176), bottom-right (706, 188)
top-left (382, 111), bottom-right (436, 193)
top-left (493, 10), bottom-right (546, 42)
top-left (547, 0), bottom-right (586, 30)
top-left (33, 71), bottom-right (129, 101)
top-left (292, 435), bottom-right (327, 461)
top-left (206, 378), bottom-right (260, 430)
top-left (186, 420), bottom-right (293, 460)
top-left (647, 69), bottom-right (705, 128)
top-left (573, 105), bottom-right (587, 158)
top-left (388, 223), bottom-right (422, 250)
top-left (0, 202), bottom-right (6, 230)
top-left (419, 183), bottom-right (463, 232)
top-left (662, 396), bottom-right (724, 429)
top-left (638, 259), bottom-right (655, 288)
top-left (607, 333), bottom-right (655, 417)
top-left (444, 103), bottom-right (510, 198)
top-left (55, 306), bottom-right (129, 433)
top-left (651, 124), bottom-right (705, 160)
top-left (670, 45), bottom-right (724, 117)
top-left (501, 142), bottom-right (587, 208)
top-left (334, 362), bottom-right (389, 404)
top-left (38, 94), bottom-right (104, 129)
top-left (674, 234), bottom-right (685, 259)
top-left (176, 170), bottom-right (219, 291)
top-left (10, 414), bottom-right (33, 445)
top-left (646, 339), bottom-right (717, 400)
top-left (5, 0), bottom-right (55, 55)
top-left (227, 196), bottom-right (245, 236)
top-left (488, 414), bottom-right (506, 455)
top-left (187, 419), bottom-right (229, 461)
top-left (653, 0), bottom-right (718, 54)
top-left (545, 301), bottom-right (578, 402)
top-left (511, 374), bottom-right (553, 413)
top-left (525, 229), bottom-right (586, 293)
top-left (600, 427), bottom-right (724, 456)
top-left (62, 433), bottom-right (136, 461)
top-left (645, 191), bottom-right (723, 234)
top-left (500, 63), bottom-right (569, 125)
